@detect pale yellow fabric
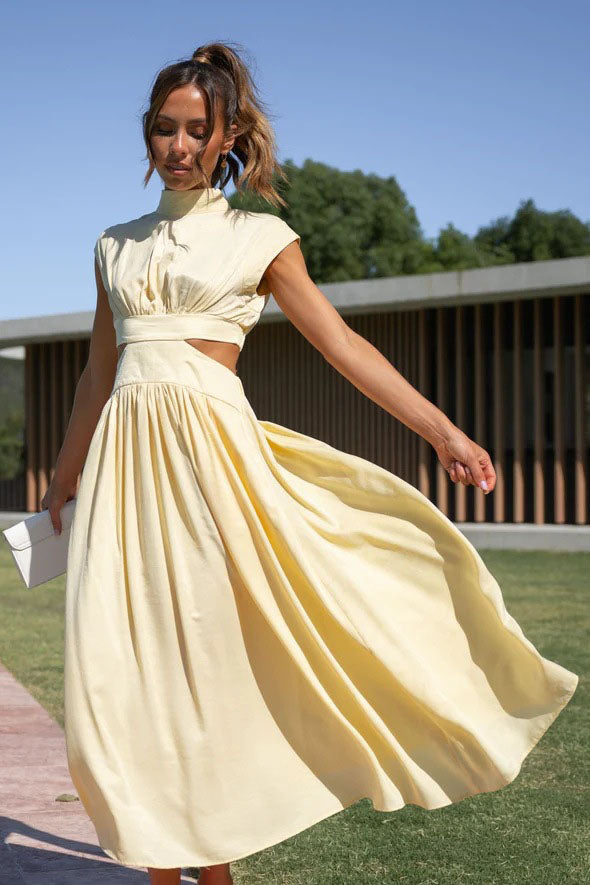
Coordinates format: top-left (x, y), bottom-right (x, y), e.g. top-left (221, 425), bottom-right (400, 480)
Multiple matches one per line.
top-left (64, 186), bottom-right (579, 870)
top-left (93, 185), bottom-right (300, 351)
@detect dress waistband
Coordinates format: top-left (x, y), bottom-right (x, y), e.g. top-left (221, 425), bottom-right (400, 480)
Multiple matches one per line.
top-left (114, 313), bottom-right (245, 350)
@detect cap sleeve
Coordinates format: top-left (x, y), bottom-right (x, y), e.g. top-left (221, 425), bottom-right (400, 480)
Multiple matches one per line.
top-left (242, 215), bottom-right (300, 298)
top-left (93, 229), bottom-right (109, 292)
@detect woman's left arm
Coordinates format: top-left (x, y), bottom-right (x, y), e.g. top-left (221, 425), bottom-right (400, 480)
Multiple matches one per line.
top-left (263, 241), bottom-right (496, 495)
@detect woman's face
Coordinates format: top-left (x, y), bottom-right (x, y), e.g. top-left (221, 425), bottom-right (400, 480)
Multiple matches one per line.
top-left (149, 83), bottom-right (236, 190)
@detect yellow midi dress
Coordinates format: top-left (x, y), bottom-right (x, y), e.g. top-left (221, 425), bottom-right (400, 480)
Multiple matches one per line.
top-left (64, 186), bottom-right (579, 870)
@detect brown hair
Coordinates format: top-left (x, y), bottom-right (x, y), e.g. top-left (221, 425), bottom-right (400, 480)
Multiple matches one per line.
top-left (141, 41), bottom-right (289, 208)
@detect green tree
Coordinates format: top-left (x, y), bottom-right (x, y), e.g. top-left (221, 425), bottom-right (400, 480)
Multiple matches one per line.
top-left (0, 410), bottom-right (24, 479)
top-left (434, 223), bottom-right (491, 271)
top-left (474, 198), bottom-right (590, 263)
top-left (229, 163), bottom-right (590, 281)
top-left (230, 158), bottom-right (431, 283)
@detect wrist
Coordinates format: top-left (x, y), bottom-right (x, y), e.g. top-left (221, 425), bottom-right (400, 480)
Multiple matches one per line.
top-left (51, 464), bottom-right (79, 494)
top-left (427, 414), bottom-right (457, 449)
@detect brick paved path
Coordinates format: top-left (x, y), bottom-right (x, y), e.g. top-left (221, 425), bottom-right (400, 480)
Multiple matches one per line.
top-left (0, 661), bottom-right (197, 883)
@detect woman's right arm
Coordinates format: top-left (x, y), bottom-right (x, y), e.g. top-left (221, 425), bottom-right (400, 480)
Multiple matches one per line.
top-left (40, 257), bottom-right (119, 534)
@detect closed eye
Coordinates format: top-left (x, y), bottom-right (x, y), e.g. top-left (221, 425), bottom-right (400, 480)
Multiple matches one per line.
top-left (154, 128), bottom-right (205, 139)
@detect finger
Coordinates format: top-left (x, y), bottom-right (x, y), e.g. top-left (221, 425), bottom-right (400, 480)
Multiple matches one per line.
top-left (465, 467), bottom-right (489, 491)
top-left (50, 510), bottom-right (62, 536)
top-left (455, 462), bottom-right (468, 485)
top-left (470, 456), bottom-right (494, 493)
top-left (463, 464), bottom-right (487, 491)
top-left (475, 472), bottom-right (491, 493)
top-left (483, 462), bottom-right (496, 491)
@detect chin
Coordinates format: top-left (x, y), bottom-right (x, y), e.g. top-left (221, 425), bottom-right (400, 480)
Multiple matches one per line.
top-left (163, 175), bottom-right (204, 190)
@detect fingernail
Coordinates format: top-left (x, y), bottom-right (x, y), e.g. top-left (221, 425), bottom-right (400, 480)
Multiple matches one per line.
top-left (480, 480), bottom-right (488, 491)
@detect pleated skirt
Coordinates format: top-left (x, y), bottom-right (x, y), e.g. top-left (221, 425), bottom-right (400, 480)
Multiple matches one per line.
top-left (63, 338), bottom-right (579, 869)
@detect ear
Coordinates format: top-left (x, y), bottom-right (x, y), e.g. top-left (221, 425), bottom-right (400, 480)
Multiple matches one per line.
top-left (223, 123), bottom-right (238, 154)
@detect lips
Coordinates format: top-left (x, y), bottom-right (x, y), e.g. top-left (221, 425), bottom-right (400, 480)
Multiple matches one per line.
top-left (166, 164), bottom-right (191, 171)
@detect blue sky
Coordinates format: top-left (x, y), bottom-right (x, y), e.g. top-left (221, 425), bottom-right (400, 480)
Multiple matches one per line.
top-left (1, 0), bottom-right (588, 321)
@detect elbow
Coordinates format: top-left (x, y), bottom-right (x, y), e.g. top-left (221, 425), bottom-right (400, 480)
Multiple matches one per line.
top-left (320, 322), bottom-right (358, 367)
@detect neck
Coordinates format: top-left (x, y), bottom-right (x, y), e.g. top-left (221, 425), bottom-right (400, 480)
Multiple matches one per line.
top-left (155, 185), bottom-right (229, 219)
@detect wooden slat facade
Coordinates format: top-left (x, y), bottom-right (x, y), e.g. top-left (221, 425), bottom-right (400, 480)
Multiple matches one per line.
top-left (3, 291), bottom-right (589, 524)
top-left (22, 339), bottom-right (89, 513)
top-left (237, 293), bottom-right (589, 526)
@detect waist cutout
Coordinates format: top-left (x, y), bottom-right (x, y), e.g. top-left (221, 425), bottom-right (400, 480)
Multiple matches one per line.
top-left (115, 313), bottom-right (245, 351)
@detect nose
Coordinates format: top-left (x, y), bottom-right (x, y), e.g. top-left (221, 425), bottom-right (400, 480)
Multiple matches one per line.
top-left (170, 128), bottom-right (189, 155)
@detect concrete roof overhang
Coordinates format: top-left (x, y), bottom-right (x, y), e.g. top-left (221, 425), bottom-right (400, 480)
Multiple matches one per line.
top-left (1, 255), bottom-right (589, 348)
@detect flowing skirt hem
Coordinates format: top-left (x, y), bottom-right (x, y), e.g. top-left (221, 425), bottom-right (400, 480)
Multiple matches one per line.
top-left (94, 673), bottom-right (578, 870)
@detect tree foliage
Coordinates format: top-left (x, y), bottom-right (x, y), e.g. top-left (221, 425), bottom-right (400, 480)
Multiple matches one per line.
top-left (229, 160), bottom-right (590, 282)
top-left (0, 410), bottom-right (24, 479)
top-left (474, 198), bottom-right (590, 264)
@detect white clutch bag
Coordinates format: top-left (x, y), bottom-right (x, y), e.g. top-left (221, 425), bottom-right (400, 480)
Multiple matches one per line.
top-left (2, 498), bottom-right (77, 589)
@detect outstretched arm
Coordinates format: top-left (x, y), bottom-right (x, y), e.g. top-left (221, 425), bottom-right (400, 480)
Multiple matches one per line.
top-left (262, 241), bottom-right (496, 495)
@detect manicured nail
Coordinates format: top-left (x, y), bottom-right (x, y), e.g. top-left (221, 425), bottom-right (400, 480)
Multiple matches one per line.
top-left (480, 480), bottom-right (488, 491)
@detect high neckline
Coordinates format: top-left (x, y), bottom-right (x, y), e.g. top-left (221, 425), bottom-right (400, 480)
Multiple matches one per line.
top-left (155, 186), bottom-right (229, 219)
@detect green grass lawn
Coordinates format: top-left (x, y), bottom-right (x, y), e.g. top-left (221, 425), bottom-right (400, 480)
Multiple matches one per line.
top-left (0, 545), bottom-right (587, 884)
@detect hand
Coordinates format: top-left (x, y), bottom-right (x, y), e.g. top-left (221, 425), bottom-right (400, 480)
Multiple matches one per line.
top-left (40, 477), bottom-right (78, 536)
top-left (432, 427), bottom-right (496, 494)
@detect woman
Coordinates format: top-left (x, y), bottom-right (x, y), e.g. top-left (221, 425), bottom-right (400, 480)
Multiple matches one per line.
top-left (42, 41), bottom-right (578, 885)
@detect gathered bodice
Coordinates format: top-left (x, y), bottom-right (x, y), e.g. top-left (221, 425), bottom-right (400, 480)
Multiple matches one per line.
top-left (94, 186), bottom-right (300, 351)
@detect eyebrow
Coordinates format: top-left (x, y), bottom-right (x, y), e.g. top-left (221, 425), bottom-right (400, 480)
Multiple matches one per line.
top-left (155, 114), bottom-right (207, 124)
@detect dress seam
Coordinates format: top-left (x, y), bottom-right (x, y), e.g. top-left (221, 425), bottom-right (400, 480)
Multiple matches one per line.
top-left (110, 378), bottom-right (243, 412)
